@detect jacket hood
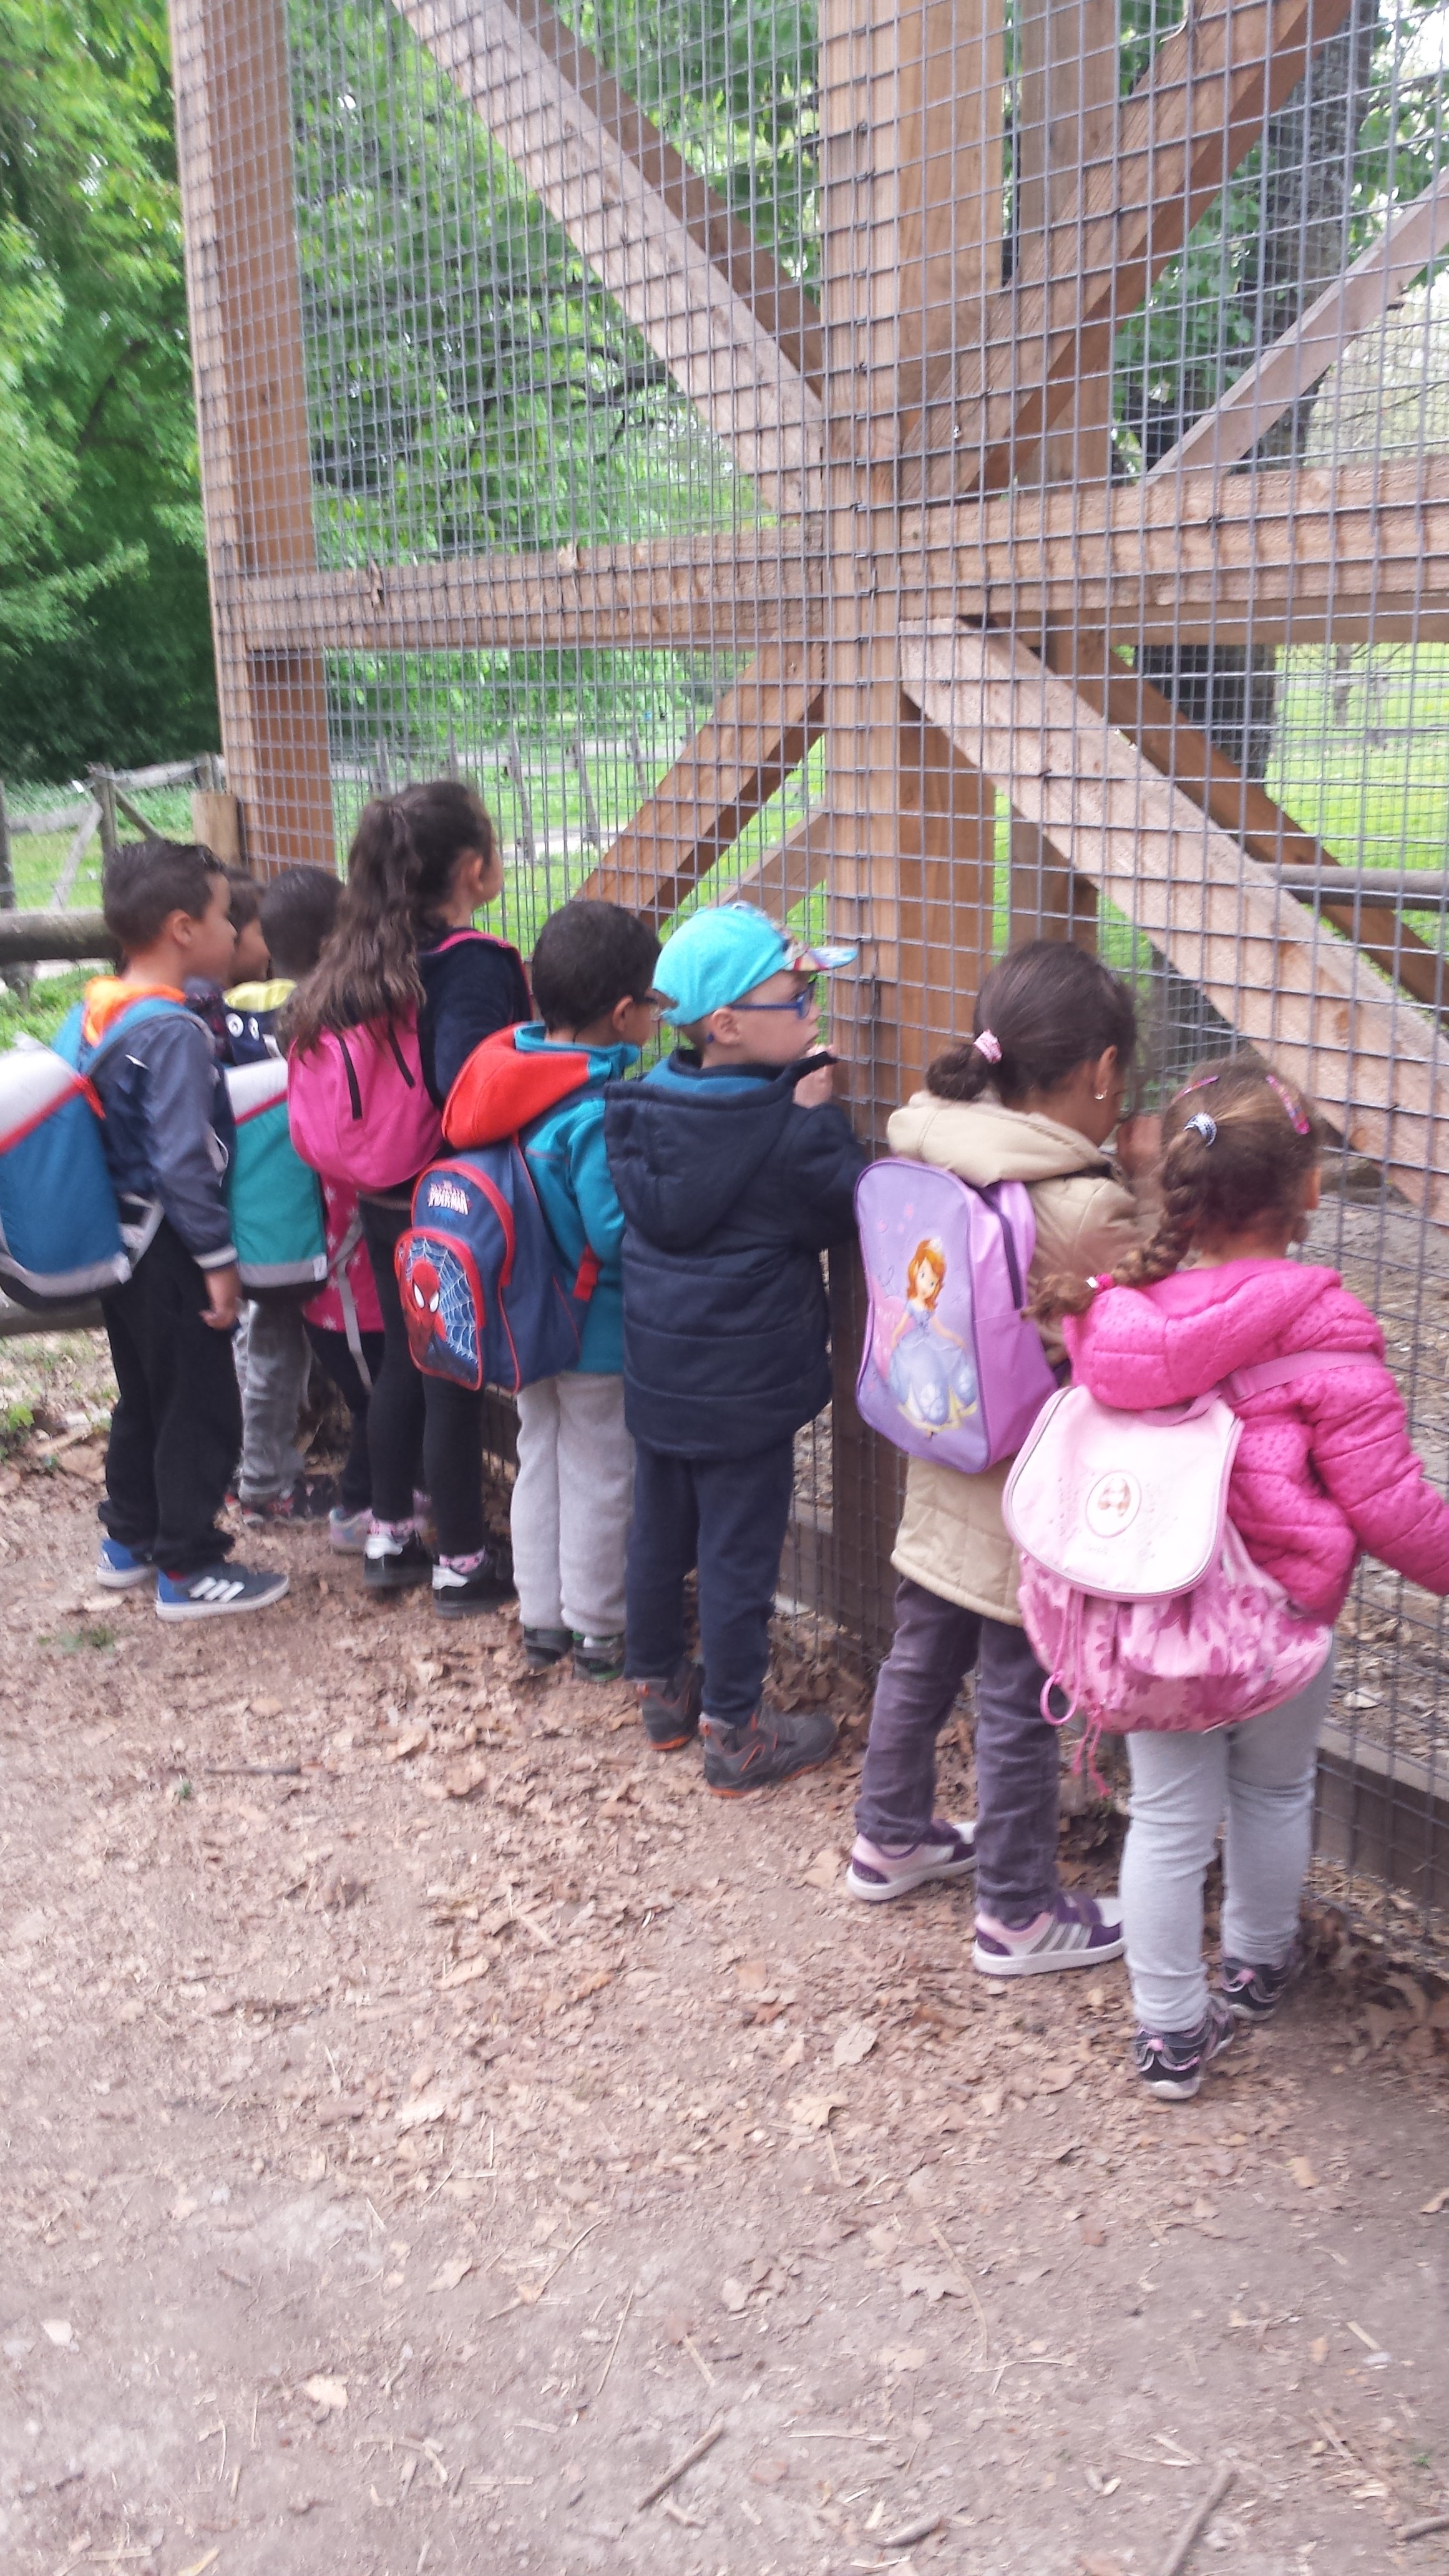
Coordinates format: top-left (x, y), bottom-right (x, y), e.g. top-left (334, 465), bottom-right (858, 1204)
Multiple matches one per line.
top-left (1064, 1258), bottom-right (1385, 1408)
top-left (80, 977), bottom-right (187, 1047)
top-left (887, 1092), bottom-right (1115, 1188)
top-left (442, 1021), bottom-right (635, 1148)
top-left (606, 1051), bottom-right (817, 1251)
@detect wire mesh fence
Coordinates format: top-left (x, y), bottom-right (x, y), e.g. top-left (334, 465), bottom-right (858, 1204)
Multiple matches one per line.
top-left (167, 0), bottom-right (1449, 1952)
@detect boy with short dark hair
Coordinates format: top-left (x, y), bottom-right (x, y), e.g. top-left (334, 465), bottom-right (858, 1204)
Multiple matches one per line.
top-left (89, 837), bottom-right (288, 1619)
top-left (604, 902), bottom-right (866, 1791)
top-left (441, 897), bottom-right (661, 1681)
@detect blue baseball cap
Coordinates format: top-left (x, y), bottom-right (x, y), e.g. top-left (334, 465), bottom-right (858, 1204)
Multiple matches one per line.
top-left (654, 903), bottom-right (856, 1027)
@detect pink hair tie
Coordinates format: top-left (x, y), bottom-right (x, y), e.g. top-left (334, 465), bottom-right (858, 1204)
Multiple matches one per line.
top-left (1265, 1071), bottom-right (1312, 1135)
top-left (973, 1028), bottom-right (1003, 1064)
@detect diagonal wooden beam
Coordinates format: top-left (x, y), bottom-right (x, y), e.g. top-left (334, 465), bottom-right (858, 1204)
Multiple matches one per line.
top-left (1076, 659), bottom-right (1447, 1013)
top-left (899, 627), bottom-right (1449, 1219)
top-left (394, 0), bottom-right (824, 511)
top-left (731, 810), bottom-right (834, 921)
top-left (900, 0), bottom-right (1357, 499)
top-left (1148, 173), bottom-right (1449, 484)
top-left (576, 645), bottom-right (826, 924)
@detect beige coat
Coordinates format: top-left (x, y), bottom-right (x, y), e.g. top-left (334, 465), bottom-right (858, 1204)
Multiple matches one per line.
top-left (886, 1093), bottom-right (1142, 1624)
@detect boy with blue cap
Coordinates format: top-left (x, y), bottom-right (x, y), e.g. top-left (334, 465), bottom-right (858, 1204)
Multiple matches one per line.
top-left (604, 902), bottom-right (866, 1792)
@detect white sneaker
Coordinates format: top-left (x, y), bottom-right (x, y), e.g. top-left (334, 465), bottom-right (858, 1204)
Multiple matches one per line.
top-left (847, 1819), bottom-right (977, 1902)
top-left (973, 1890), bottom-right (1124, 1977)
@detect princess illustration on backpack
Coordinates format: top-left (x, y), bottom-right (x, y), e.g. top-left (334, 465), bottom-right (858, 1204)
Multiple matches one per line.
top-left (875, 1234), bottom-right (980, 1435)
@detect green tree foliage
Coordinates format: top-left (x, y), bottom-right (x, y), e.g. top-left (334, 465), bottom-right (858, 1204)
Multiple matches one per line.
top-left (0, 0), bottom-right (217, 780)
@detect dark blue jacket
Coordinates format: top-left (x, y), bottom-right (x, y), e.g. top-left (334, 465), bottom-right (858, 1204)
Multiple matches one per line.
top-left (416, 923), bottom-right (531, 1105)
top-left (603, 1049), bottom-right (866, 1458)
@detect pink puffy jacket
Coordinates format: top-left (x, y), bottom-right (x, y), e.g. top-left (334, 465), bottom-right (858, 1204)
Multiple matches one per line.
top-left (1062, 1257), bottom-right (1449, 1621)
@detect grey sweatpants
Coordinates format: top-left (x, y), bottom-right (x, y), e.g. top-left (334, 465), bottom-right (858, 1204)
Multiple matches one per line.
top-left (511, 1371), bottom-right (633, 1638)
top-left (1121, 1647), bottom-right (1335, 2033)
top-left (234, 1299), bottom-right (310, 1503)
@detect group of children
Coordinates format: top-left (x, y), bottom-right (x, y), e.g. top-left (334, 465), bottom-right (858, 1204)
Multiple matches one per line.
top-left (80, 791), bottom-right (1449, 2098)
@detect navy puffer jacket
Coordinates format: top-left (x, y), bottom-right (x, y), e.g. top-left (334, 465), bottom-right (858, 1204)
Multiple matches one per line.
top-left (603, 1050), bottom-right (866, 1458)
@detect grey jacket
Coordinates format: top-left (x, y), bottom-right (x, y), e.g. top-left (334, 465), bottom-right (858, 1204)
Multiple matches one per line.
top-left (87, 1001), bottom-right (237, 1271)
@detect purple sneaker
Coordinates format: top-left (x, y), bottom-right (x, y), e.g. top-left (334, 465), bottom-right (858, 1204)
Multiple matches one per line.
top-left (1133, 1993), bottom-right (1236, 2099)
top-left (972, 1890), bottom-right (1124, 1978)
top-left (1220, 1940), bottom-right (1303, 2022)
top-left (847, 1819), bottom-right (977, 1903)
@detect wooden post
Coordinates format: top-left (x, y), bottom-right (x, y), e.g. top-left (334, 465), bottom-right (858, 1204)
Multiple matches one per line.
top-left (168, 0), bottom-right (336, 877)
top-left (819, 0), bottom-right (1003, 1655)
top-left (1006, 0), bottom-right (1116, 950)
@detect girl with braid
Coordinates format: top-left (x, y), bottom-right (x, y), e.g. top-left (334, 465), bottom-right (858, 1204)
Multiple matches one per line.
top-left (1037, 1055), bottom-right (1449, 2097)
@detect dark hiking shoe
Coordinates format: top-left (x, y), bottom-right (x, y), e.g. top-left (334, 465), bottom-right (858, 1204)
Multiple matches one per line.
top-left (1133, 1993), bottom-right (1236, 2100)
top-left (701, 1702), bottom-right (839, 1796)
top-left (363, 1531), bottom-right (434, 1593)
top-left (636, 1657), bottom-right (704, 1750)
top-left (573, 1631), bottom-right (626, 1684)
top-left (1220, 1941), bottom-right (1304, 2022)
top-left (155, 1563), bottom-right (290, 1622)
top-left (432, 1555), bottom-right (516, 1618)
top-left (523, 1624), bottom-right (573, 1671)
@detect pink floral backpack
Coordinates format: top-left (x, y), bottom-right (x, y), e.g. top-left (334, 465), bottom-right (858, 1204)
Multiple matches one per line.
top-left (1002, 1351), bottom-right (1365, 1739)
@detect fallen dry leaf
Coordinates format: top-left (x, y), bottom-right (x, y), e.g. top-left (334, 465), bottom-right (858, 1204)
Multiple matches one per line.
top-left (385, 1727), bottom-right (429, 1763)
top-left (1310, 2336), bottom-right (1329, 2364)
top-left (1289, 2155), bottom-right (1319, 2191)
top-left (40, 2318), bottom-right (73, 2348)
top-left (735, 1959), bottom-right (769, 1993)
top-left (779, 2033), bottom-right (806, 2069)
top-left (429, 2255), bottom-right (474, 2294)
top-left (787, 2091), bottom-right (847, 2130)
top-left (749, 2457), bottom-right (789, 2487)
top-left (301, 2373), bottom-right (347, 2413)
top-left (1080, 2221), bottom-right (1106, 2248)
top-left (721, 2276), bottom-right (750, 2314)
top-left (832, 2021), bottom-right (877, 2071)
top-left (1080, 2556), bottom-right (1125, 2576)
top-left (799, 1848), bottom-right (841, 1891)
top-left (439, 1954), bottom-right (491, 1992)
top-left (397, 2094), bottom-right (447, 2132)
top-left (1420, 2184), bottom-right (1449, 2215)
top-left (176, 2554), bottom-right (222, 2576)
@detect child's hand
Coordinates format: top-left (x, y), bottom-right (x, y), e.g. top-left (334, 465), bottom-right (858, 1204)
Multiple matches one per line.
top-left (202, 1264), bottom-right (242, 1332)
top-left (794, 1061), bottom-right (834, 1110)
top-left (1115, 1113), bottom-right (1163, 1180)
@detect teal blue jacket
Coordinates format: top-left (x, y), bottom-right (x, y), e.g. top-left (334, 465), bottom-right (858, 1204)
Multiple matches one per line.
top-left (447, 1020), bottom-right (638, 1373)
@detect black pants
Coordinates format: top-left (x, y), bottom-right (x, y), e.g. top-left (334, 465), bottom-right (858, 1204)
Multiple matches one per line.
top-left (625, 1437), bottom-right (796, 1728)
top-left (305, 1322), bottom-right (386, 1513)
top-left (99, 1220), bottom-right (242, 1574)
top-left (359, 1197), bottom-right (485, 1554)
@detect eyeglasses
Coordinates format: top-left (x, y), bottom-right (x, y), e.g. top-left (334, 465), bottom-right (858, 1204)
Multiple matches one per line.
top-left (731, 977), bottom-right (819, 1018)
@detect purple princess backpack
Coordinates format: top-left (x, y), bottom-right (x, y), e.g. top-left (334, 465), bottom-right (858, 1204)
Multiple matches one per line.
top-left (854, 1159), bottom-right (1056, 1473)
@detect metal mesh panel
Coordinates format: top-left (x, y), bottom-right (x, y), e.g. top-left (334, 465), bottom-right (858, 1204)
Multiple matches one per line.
top-left (171, 0), bottom-right (1449, 1951)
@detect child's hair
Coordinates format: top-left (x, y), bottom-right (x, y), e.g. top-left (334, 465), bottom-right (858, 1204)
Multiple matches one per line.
top-left (103, 837), bottom-right (227, 954)
top-left (285, 782), bottom-right (494, 1050)
top-left (530, 899), bottom-right (660, 1033)
top-left (226, 867), bottom-right (260, 934)
top-left (259, 864), bottom-right (342, 982)
top-left (1033, 1052), bottom-right (1323, 1324)
top-left (927, 940), bottom-right (1139, 1107)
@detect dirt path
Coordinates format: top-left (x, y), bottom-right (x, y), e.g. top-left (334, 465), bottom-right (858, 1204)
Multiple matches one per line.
top-left (2, 1366), bottom-right (1448, 2576)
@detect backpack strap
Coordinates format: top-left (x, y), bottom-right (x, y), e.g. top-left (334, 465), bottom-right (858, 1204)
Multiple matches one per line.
top-left (326, 1208), bottom-right (372, 1392)
top-left (1225, 1347), bottom-right (1373, 1403)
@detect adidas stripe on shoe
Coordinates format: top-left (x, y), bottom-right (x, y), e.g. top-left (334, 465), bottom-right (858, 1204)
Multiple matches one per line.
top-left (972, 1890), bottom-right (1124, 1978)
top-left (155, 1563), bottom-right (290, 1621)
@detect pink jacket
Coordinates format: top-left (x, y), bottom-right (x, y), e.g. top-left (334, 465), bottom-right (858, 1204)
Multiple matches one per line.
top-left (1062, 1258), bottom-right (1449, 1620)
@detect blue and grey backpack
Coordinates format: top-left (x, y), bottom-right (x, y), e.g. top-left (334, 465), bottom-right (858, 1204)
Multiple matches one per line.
top-left (0, 996), bottom-right (188, 1309)
top-left (395, 1145), bottom-right (598, 1394)
top-left (225, 1056), bottom-right (328, 1297)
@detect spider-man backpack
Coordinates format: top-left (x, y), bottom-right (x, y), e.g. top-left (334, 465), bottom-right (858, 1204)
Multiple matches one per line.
top-left (394, 1144), bottom-right (598, 1393)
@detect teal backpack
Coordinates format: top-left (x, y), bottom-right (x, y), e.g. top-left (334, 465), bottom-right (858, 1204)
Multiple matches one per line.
top-left (225, 1057), bottom-right (328, 1297)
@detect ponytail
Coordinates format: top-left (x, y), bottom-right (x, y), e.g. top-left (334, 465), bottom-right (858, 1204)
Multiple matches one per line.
top-left (285, 780), bottom-right (495, 1052)
top-left (1030, 1051), bottom-right (1323, 1327)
